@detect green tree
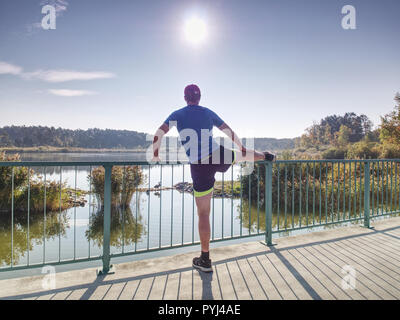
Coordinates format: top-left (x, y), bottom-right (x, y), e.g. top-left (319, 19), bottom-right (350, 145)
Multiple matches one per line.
top-left (300, 113), bottom-right (372, 149)
top-left (335, 125), bottom-right (352, 147)
top-left (0, 131), bottom-right (12, 147)
top-left (0, 152), bottom-right (75, 213)
top-left (89, 166), bottom-right (144, 207)
top-left (346, 140), bottom-right (380, 159)
top-left (380, 93), bottom-right (400, 145)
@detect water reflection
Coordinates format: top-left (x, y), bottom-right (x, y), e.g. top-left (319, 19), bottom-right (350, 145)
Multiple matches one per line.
top-left (86, 205), bottom-right (144, 248)
top-left (0, 210), bottom-right (69, 266)
top-left (239, 199), bottom-right (390, 234)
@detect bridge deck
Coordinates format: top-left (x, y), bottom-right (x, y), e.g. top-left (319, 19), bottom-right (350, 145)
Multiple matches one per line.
top-left (1, 216), bottom-right (400, 300)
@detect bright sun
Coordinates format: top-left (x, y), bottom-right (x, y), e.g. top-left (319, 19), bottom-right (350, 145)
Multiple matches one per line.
top-left (184, 17), bottom-right (207, 45)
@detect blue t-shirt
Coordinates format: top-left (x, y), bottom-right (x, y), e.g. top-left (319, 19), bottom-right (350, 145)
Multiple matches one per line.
top-left (164, 105), bottom-right (225, 163)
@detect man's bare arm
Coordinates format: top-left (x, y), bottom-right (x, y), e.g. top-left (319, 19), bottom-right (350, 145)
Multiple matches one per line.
top-left (218, 123), bottom-right (246, 152)
top-left (152, 123), bottom-right (170, 160)
top-left (218, 122), bottom-right (271, 162)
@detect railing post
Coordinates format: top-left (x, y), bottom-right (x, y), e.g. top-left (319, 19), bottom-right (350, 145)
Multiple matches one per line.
top-left (99, 165), bottom-right (112, 275)
top-left (364, 162), bottom-right (371, 228)
top-left (265, 162), bottom-right (273, 246)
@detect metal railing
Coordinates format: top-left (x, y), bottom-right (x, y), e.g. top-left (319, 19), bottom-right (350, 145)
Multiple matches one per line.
top-left (0, 159), bottom-right (399, 274)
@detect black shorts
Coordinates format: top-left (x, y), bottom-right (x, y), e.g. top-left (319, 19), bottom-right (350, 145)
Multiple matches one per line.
top-left (190, 146), bottom-right (237, 197)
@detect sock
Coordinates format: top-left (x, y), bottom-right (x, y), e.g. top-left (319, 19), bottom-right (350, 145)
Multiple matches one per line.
top-left (201, 251), bottom-right (209, 261)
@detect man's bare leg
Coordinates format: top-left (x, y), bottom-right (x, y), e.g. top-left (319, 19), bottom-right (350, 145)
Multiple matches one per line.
top-left (192, 191), bottom-right (213, 272)
top-left (235, 149), bottom-right (266, 162)
top-left (195, 191), bottom-right (213, 252)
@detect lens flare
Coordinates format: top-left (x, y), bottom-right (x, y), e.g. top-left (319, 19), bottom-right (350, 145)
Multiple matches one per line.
top-left (184, 17), bottom-right (207, 45)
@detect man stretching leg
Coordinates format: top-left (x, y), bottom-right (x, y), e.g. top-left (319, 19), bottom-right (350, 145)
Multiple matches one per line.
top-left (151, 84), bottom-right (275, 272)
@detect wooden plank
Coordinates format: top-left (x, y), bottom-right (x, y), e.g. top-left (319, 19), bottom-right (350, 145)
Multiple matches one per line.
top-left (51, 290), bottom-right (73, 300)
top-left (103, 282), bottom-right (127, 300)
top-left (118, 280), bottom-right (140, 300)
top-left (259, 253), bottom-right (310, 300)
top-left (236, 259), bottom-right (267, 300)
top-left (246, 256), bottom-right (282, 300)
top-left (133, 277), bottom-right (155, 300)
top-left (225, 261), bottom-right (252, 300)
top-left (89, 284), bottom-right (111, 300)
top-left (148, 275), bottom-right (168, 300)
top-left (177, 270), bottom-right (193, 300)
top-left (214, 263), bottom-right (237, 300)
top-left (66, 288), bottom-right (87, 300)
top-left (163, 273), bottom-right (180, 300)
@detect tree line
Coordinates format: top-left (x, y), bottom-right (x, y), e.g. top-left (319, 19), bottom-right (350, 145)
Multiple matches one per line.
top-left (0, 126), bottom-right (150, 149)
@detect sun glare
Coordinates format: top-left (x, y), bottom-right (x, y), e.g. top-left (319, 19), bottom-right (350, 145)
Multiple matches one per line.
top-left (184, 17), bottom-right (207, 46)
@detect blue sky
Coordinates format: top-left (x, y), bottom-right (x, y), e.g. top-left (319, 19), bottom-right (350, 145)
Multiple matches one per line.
top-left (0, 0), bottom-right (399, 138)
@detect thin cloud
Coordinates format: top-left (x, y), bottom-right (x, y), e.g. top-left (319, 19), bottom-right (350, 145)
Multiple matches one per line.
top-left (23, 70), bottom-right (116, 82)
top-left (0, 62), bottom-right (23, 75)
top-left (48, 89), bottom-right (98, 97)
top-left (0, 60), bottom-right (116, 86)
top-left (42, 0), bottom-right (69, 16)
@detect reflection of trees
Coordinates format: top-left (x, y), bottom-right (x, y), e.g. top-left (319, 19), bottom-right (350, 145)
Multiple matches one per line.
top-left (240, 200), bottom-right (307, 231)
top-left (239, 199), bottom-right (360, 233)
top-left (87, 165), bottom-right (145, 248)
top-left (85, 205), bottom-right (144, 248)
top-left (0, 210), bottom-right (69, 266)
top-left (239, 200), bottom-right (266, 233)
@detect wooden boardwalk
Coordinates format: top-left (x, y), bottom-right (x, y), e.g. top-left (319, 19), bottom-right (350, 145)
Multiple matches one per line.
top-left (1, 216), bottom-right (400, 300)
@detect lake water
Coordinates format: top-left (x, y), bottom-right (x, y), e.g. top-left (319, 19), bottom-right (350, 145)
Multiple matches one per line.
top-left (1, 152), bottom-right (254, 269)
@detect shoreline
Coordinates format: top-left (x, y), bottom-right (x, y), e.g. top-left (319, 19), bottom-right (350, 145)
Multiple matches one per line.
top-left (0, 147), bottom-right (150, 154)
top-left (138, 181), bottom-right (241, 198)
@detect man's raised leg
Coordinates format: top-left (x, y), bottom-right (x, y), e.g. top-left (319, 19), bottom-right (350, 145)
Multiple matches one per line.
top-left (235, 149), bottom-right (266, 162)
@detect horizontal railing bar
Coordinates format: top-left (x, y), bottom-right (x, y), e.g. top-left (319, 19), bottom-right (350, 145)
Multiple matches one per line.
top-left (110, 233), bottom-right (268, 258)
top-left (0, 161), bottom-right (186, 167)
top-left (273, 159), bottom-right (400, 164)
top-left (0, 256), bottom-right (102, 273)
top-left (0, 159), bottom-right (400, 167)
top-left (273, 216), bottom-right (366, 234)
top-left (371, 210), bottom-right (400, 218)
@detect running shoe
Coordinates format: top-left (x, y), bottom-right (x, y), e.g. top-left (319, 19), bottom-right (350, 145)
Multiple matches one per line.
top-left (263, 151), bottom-right (276, 162)
top-left (193, 256), bottom-right (213, 272)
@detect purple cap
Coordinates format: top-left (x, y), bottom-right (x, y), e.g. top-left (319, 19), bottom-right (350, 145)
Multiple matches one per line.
top-left (184, 84), bottom-right (201, 102)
